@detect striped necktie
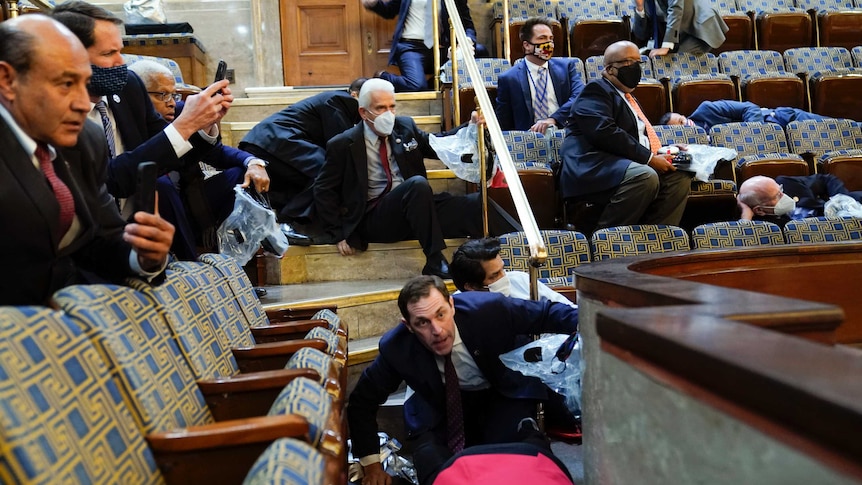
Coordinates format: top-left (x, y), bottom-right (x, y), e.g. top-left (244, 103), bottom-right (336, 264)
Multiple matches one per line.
top-left (94, 100), bottom-right (117, 158)
top-left (35, 143), bottom-right (76, 238)
top-left (534, 66), bottom-right (550, 121)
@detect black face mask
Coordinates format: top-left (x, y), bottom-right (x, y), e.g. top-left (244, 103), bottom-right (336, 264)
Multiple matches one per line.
top-left (614, 63), bottom-right (641, 89)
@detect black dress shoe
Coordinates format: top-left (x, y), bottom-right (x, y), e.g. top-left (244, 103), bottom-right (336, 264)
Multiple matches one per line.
top-left (254, 287), bottom-right (267, 299)
top-left (280, 223), bottom-right (312, 246)
top-left (421, 253), bottom-right (451, 279)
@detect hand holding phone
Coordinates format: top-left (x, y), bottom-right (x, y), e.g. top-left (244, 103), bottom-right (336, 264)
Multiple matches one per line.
top-left (135, 161), bottom-right (158, 214)
top-left (212, 59), bottom-right (227, 96)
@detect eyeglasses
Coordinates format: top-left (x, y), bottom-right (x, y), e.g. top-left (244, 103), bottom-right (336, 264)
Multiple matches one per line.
top-left (147, 91), bottom-right (182, 102)
top-left (610, 59), bottom-right (647, 68)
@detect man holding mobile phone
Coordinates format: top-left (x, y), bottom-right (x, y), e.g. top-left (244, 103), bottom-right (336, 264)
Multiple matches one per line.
top-left (0, 15), bottom-right (175, 305)
top-left (53, 1), bottom-right (236, 259)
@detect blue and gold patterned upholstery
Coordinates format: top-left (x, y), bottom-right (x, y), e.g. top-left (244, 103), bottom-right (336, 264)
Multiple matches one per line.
top-left (692, 220), bottom-right (785, 249)
top-left (500, 130), bottom-right (552, 170)
top-left (491, 0), bottom-right (556, 20)
top-left (718, 50), bottom-right (804, 108)
top-left (709, 121), bottom-right (808, 182)
top-left (783, 216), bottom-right (862, 243)
top-left (242, 438), bottom-right (324, 485)
top-left (305, 327), bottom-right (347, 366)
top-left (52, 285), bottom-right (213, 434)
top-left (268, 377), bottom-right (336, 453)
top-left (783, 46), bottom-right (862, 78)
top-left (286, 347), bottom-right (342, 400)
top-left (650, 52), bottom-right (730, 84)
top-left (0, 306), bottom-right (162, 484)
top-left (853, 45), bottom-right (862, 66)
top-left (591, 225), bottom-right (690, 261)
top-left (795, 0), bottom-right (862, 49)
top-left (556, 0), bottom-right (627, 59)
top-left (440, 58), bottom-right (511, 87)
top-left (649, 52), bottom-right (736, 115)
top-left (584, 54), bottom-right (657, 81)
top-left (199, 253), bottom-right (270, 329)
top-left (311, 308), bottom-right (346, 335)
top-left (786, 119), bottom-right (862, 158)
top-left (498, 230), bottom-right (590, 287)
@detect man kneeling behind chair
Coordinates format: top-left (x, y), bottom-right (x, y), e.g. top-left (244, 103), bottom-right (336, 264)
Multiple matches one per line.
top-left (348, 275), bottom-right (579, 485)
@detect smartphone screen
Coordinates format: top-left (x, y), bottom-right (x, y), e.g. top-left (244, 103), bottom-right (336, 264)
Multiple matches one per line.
top-left (135, 161), bottom-right (158, 214)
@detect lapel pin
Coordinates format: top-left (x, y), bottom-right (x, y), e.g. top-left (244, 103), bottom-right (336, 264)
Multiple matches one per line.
top-left (112, 94), bottom-right (121, 103)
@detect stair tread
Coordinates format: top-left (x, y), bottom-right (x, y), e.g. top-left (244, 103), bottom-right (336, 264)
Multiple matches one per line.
top-left (260, 279), bottom-right (408, 310)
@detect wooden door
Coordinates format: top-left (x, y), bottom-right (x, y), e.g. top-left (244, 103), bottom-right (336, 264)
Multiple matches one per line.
top-left (280, 0), bottom-right (363, 85)
top-left (361, 10), bottom-right (398, 77)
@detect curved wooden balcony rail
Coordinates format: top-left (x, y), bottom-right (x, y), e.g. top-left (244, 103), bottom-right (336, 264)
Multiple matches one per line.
top-left (574, 242), bottom-right (862, 483)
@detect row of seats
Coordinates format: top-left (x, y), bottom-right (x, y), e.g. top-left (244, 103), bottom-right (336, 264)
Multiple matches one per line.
top-left (499, 218), bottom-right (862, 291)
top-left (488, 0), bottom-right (862, 63)
top-left (444, 46), bottom-right (862, 126)
top-left (0, 254), bottom-right (347, 484)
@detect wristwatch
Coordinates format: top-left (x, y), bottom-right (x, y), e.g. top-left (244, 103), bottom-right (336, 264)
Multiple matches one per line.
top-left (247, 158), bottom-right (269, 169)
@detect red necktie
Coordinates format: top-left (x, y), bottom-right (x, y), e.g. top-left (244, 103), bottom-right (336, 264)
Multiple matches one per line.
top-left (35, 143), bottom-right (76, 237)
top-left (379, 136), bottom-right (392, 196)
top-left (625, 92), bottom-right (661, 155)
top-left (444, 353), bottom-right (465, 454)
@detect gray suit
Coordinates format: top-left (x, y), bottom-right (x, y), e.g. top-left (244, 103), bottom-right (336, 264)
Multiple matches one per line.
top-left (633, 0), bottom-right (728, 53)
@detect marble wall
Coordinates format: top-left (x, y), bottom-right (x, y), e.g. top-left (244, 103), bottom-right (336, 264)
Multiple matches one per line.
top-left (92, 0), bottom-right (494, 95)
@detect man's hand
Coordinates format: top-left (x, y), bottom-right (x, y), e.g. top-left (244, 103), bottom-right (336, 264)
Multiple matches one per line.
top-left (336, 239), bottom-right (355, 256)
top-left (647, 154), bottom-right (675, 174)
top-left (529, 118), bottom-right (557, 134)
top-left (649, 47), bottom-right (670, 58)
top-left (241, 164), bottom-right (270, 193)
top-left (361, 462), bottom-right (391, 485)
top-left (737, 197), bottom-right (755, 220)
top-left (469, 110), bottom-right (485, 126)
top-left (124, 201), bottom-right (175, 272)
top-left (172, 80), bottom-right (234, 140)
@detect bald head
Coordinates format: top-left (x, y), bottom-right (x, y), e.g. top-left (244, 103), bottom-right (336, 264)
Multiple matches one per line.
top-left (738, 176), bottom-right (782, 211)
top-left (604, 41), bottom-right (639, 67)
top-left (0, 15), bottom-right (92, 146)
top-left (601, 40), bottom-right (641, 92)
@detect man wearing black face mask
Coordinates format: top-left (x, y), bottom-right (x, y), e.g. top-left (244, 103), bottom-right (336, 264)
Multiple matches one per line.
top-left (53, 2), bottom-right (235, 259)
top-left (496, 17), bottom-right (585, 134)
top-left (560, 40), bottom-right (692, 228)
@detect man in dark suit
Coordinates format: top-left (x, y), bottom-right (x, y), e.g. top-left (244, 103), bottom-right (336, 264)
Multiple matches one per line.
top-left (659, 100), bottom-right (833, 131)
top-left (631, 0), bottom-right (728, 57)
top-left (0, 15), bottom-right (174, 305)
top-left (348, 275), bottom-right (578, 485)
top-left (129, 59), bottom-right (271, 253)
top-left (362, 0), bottom-right (488, 92)
top-left (560, 41), bottom-right (691, 228)
top-left (495, 17), bottom-right (585, 134)
top-left (53, 1), bottom-right (240, 259)
top-left (239, 78), bottom-right (366, 222)
top-left (313, 78), bottom-right (519, 278)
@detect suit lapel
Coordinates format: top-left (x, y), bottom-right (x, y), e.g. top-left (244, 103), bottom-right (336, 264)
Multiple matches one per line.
top-left (52, 148), bottom-right (94, 255)
top-left (349, 124), bottom-right (369, 198)
top-left (549, 59), bottom-right (567, 101)
top-left (517, 62), bottom-right (533, 113)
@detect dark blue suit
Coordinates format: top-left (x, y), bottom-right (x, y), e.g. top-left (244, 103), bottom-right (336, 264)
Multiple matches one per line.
top-left (495, 58), bottom-right (585, 131)
top-left (366, 0), bottom-right (485, 92)
top-left (347, 291), bottom-right (578, 481)
top-left (687, 100), bottom-right (829, 131)
top-left (0, 118), bottom-right (134, 305)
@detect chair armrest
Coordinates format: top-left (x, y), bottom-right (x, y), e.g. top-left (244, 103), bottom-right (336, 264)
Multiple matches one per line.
top-left (198, 369), bottom-right (322, 421)
top-left (147, 415), bottom-right (310, 485)
top-left (265, 305), bottom-right (337, 322)
top-left (233, 339), bottom-right (328, 373)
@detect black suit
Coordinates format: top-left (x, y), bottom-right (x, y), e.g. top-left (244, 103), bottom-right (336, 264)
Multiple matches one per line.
top-left (313, 117), bottom-right (518, 250)
top-left (347, 291), bottom-right (578, 483)
top-left (239, 90), bottom-right (360, 221)
top-left (0, 117), bottom-right (133, 305)
top-left (561, 78), bottom-right (691, 227)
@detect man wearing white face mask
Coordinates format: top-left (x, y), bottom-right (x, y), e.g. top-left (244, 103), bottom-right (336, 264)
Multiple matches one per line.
top-left (449, 237), bottom-right (576, 309)
top-left (314, 79), bottom-right (521, 279)
top-left (496, 17), bottom-right (585, 134)
top-left (737, 176), bottom-right (797, 224)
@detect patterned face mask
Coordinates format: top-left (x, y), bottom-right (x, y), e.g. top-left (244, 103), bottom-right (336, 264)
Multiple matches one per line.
top-left (529, 41), bottom-right (554, 61)
top-left (88, 64), bottom-right (128, 97)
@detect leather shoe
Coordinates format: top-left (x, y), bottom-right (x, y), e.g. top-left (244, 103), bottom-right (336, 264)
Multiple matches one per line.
top-left (421, 253), bottom-right (451, 279)
top-left (253, 287), bottom-right (267, 299)
top-left (280, 223), bottom-right (312, 246)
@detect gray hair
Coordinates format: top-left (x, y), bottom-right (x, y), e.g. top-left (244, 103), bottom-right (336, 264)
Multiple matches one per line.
top-left (358, 78), bottom-right (395, 109)
top-left (128, 60), bottom-right (174, 90)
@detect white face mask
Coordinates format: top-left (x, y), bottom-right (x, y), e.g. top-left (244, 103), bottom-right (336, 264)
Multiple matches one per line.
top-left (762, 193), bottom-right (796, 216)
top-left (486, 273), bottom-right (511, 297)
top-left (368, 109), bottom-right (395, 136)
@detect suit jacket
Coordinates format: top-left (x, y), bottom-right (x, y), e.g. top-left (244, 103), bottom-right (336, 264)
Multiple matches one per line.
top-left (495, 58), bottom-right (585, 131)
top-left (367, 0), bottom-right (479, 66)
top-left (346, 291), bottom-right (579, 458)
top-left (176, 101), bottom-right (248, 171)
top-left (0, 118), bottom-right (132, 305)
top-left (106, 71), bottom-right (212, 198)
top-left (313, 117), bottom-right (436, 247)
top-left (239, 90), bottom-right (360, 219)
top-left (632, 0), bottom-right (728, 50)
top-left (560, 78), bottom-right (653, 199)
top-left (688, 100), bottom-right (764, 130)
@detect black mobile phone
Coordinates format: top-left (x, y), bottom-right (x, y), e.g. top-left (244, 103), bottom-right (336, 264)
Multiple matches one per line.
top-left (213, 59), bottom-right (227, 95)
top-left (135, 162), bottom-right (158, 214)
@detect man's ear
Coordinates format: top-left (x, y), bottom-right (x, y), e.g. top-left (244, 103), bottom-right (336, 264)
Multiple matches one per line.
top-left (463, 282), bottom-right (480, 291)
top-left (0, 62), bottom-right (18, 102)
top-left (400, 318), bottom-right (414, 333)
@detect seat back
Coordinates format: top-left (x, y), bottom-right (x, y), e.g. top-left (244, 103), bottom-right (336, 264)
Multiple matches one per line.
top-left (784, 46), bottom-right (855, 74)
top-left (242, 438), bottom-right (325, 485)
top-left (267, 377), bottom-right (341, 456)
top-left (715, 0), bottom-right (754, 52)
top-left (444, 58), bottom-right (511, 125)
top-left (653, 124), bottom-right (710, 146)
top-left (498, 230), bottom-right (591, 280)
top-left (559, 0), bottom-right (628, 60)
top-left (853, 45), bottom-right (862, 66)
top-left (650, 52), bottom-right (723, 81)
top-left (591, 225), bottom-right (690, 261)
top-left (786, 119), bottom-right (861, 158)
top-left (718, 50), bottom-right (805, 108)
top-left (490, 130), bottom-right (557, 227)
top-left (718, 49), bottom-right (788, 77)
top-left (740, 0), bottom-right (813, 52)
top-left (691, 220), bottom-right (785, 249)
top-left (52, 284), bottom-right (213, 434)
top-left (286, 347), bottom-right (343, 401)
top-left (709, 121), bottom-right (792, 157)
top-left (783, 216), bottom-right (862, 243)
top-left (0, 306), bottom-right (162, 484)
